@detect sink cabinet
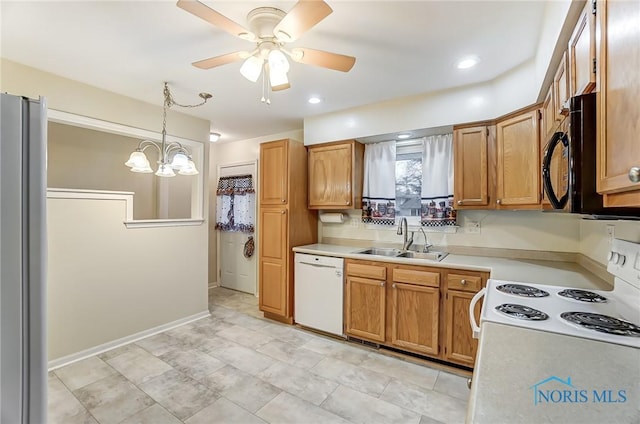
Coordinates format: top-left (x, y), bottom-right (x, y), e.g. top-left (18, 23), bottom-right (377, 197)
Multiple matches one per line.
top-left (344, 261), bottom-right (387, 342)
top-left (344, 258), bottom-right (488, 368)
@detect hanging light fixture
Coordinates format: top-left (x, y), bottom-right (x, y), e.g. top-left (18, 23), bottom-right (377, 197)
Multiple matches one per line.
top-left (238, 42), bottom-right (294, 104)
top-left (125, 82), bottom-right (212, 177)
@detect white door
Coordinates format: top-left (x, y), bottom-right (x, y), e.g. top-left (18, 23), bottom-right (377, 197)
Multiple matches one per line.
top-left (217, 163), bottom-right (257, 295)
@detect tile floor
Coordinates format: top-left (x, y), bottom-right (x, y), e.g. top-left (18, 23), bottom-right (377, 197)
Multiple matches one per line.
top-left (48, 287), bottom-right (470, 424)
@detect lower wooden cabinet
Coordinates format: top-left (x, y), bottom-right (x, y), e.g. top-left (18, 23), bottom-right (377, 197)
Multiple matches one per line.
top-left (443, 290), bottom-right (480, 366)
top-left (344, 259), bottom-right (487, 368)
top-left (345, 275), bottom-right (386, 342)
top-left (390, 282), bottom-right (439, 356)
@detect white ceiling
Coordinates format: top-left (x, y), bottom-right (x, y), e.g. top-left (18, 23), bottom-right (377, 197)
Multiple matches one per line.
top-left (1, 1), bottom-right (547, 143)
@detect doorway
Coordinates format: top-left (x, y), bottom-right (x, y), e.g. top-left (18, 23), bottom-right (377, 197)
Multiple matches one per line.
top-left (216, 161), bottom-right (258, 295)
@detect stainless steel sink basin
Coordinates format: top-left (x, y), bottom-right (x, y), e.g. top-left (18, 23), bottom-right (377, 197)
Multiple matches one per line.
top-left (395, 251), bottom-right (448, 261)
top-left (356, 247), bottom-right (403, 257)
top-left (354, 247), bottom-right (448, 261)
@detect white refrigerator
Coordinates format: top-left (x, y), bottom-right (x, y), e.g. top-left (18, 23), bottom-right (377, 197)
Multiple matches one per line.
top-left (1, 93), bottom-right (48, 423)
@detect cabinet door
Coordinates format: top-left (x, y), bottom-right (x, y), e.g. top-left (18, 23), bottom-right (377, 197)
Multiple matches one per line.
top-left (345, 276), bottom-right (386, 342)
top-left (569, 0), bottom-right (596, 96)
top-left (541, 86), bottom-right (556, 141)
top-left (444, 290), bottom-right (481, 367)
top-left (453, 126), bottom-right (489, 208)
top-left (553, 52), bottom-right (570, 120)
top-left (259, 208), bottom-right (288, 316)
top-left (496, 109), bottom-right (541, 208)
top-left (596, 0), bottom-right (640, 196)
top-left (389, 282), bottom-right (439, 356)
top-left (260, 140), bottom-right (288, 205)
top-left (308, 142), bottom-right (354, 209)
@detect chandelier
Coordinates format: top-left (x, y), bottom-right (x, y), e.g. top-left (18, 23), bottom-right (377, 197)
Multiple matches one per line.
top-left (125, 82), bottom-right (212, 177)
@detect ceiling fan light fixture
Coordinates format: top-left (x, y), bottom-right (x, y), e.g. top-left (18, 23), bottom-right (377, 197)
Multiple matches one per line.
top-left (268, 49), bottom-right (290, 74)
top-left (240, 56), bottom-right (264, 82)
top-left (269, 67), bottom-right (289, 89)
top-left (276, 30), bottom-right (292, 42)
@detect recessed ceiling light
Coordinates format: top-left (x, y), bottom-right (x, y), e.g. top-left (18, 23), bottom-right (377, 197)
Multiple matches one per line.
top-left (308, 96), bottom-right (323, 104)
top-left (456, 56), bottom-right (480, 69)
top-left (209, 132), bottom-right (221, 142)
top-left (397, 133), bottom-right (411, 139)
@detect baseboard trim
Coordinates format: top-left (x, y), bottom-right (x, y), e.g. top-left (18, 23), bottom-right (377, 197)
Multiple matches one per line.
top-left (48, 310), bottom-right (210, 371)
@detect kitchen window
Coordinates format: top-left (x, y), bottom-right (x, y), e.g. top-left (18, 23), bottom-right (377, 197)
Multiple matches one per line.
top-left (395, 140), bottom-right (423, 218)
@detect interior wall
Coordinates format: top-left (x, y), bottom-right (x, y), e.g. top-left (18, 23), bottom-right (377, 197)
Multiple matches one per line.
top-left (208, 129), bottom-right (303, 284)
top-left (47, 193), bottom-right (208, 361)
top-left (321, 210), bottom-right (582, 254)
top-left (580, 219), bottom-right (640, 266)
top-left (47, 122), bottom-right (158, 219)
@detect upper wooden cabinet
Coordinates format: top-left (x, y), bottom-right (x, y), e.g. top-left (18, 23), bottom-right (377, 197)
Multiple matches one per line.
top-left (307, 140), bottom-right (364, 210)
top-left (553, 51), bottom-right (570, 120)
top-left (596, 0), bottom-right (640, 205)
top-left (495, 107), bottom-right (542, 209)
top-left (541, 86), bottom-right (556, 141)
top-left (260, 140), bottom-right (289, 205)
top-left (453, 125), bottom-right (491, 209)
top-left (569, 0), bottom-right (596, 97)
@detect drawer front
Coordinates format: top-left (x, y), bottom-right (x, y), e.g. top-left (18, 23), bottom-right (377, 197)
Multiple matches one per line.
top-left (346, 262), bottom-right (386, 280)
top-left (392, 268), bottom-right (439, 287)
top-left (447, 273), bottom-right (482, 292)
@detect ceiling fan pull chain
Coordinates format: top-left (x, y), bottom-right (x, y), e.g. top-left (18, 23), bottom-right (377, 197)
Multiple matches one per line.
top-left (260, 67), bottom-right (266, 103)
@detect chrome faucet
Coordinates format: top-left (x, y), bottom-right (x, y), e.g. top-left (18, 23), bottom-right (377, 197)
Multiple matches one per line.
top-left (419, 226), bottom-right (432, 253)
top-left (397, 217), bottom-right (414, 251)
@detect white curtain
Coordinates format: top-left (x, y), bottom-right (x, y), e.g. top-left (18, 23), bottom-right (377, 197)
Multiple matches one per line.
top-left (421, 134), bottom-right (456, 227)
top-left (362, 140), bottom-right (397, 225)
top-left (215, 174), bottom-right (255, 233)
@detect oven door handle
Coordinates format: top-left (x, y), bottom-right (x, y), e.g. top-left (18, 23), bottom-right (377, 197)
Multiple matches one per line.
top-left (469, 287), bottom-right (486, 339)
top-left (542, 132), bottom-right (570, 209)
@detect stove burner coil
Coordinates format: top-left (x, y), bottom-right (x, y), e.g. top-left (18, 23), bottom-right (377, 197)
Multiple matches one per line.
top-left (495, 303), bottom-right (549, 321)
top-left (560, 312), bottom-right (640, 337)
top-left (557, 289), bottom-right (607, 303)
top-left (496, 284), bottom-right (550, 298)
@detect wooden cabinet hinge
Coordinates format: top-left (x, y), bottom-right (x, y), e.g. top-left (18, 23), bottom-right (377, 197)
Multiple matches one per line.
top-left (593, 58), bottom-right (597, 75)
top-left (486, 127), bottom-right (489, 137)
top-left (592, 0), bottom-right (596, 15)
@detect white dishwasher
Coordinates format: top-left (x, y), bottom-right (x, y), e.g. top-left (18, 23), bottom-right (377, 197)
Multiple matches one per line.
top-left (294, 253), bottom-right (345, 337)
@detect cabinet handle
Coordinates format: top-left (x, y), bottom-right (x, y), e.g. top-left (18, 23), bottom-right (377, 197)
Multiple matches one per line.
top-left (460, 279), bottom-right (467, 285)
top-left (496, 199), bottom-right (501, 205)
top-left (392, 283), bottom-right (397, 289)
top-left (281, 210), bottom-right (285, 214)
top-left (457, 200), bottom-right (463, 205)
top-left (281, 199), bottom-right (286, 203)
top-left (346, 201), bottom-right (350, 205)
top-left (380, 282), bottom-right (385, 287)
top-left (629, 167), bottom-right (640, 183)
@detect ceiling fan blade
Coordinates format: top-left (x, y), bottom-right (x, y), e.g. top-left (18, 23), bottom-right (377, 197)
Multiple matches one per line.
top-left (273, 0), bottom-right (333, 42)
top-left (177, 0), bottom-right (255, 41)
top-left (192, 52), bottom-right (246, 69)
top-left (291, 48), bottom-right (356, 72)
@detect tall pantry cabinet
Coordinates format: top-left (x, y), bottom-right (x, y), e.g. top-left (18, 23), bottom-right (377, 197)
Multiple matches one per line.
top-left (258, 139), bottom-right (317, 323)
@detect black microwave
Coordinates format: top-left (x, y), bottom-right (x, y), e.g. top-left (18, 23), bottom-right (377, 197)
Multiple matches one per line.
top-left (542, 93), bottom-right (640, 218)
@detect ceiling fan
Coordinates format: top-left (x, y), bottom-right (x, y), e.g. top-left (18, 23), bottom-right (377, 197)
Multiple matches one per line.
top-left (177, 0), bottom-right (356, 96)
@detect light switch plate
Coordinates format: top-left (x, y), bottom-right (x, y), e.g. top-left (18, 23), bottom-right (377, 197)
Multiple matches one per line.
top-left (466, 221), bottom-right (481, 234)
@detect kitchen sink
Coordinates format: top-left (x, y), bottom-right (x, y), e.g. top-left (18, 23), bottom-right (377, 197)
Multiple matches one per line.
top-left (395, 251), bottom-right (448, 261)
top-left (356, 247), bottom-right (403, 257)
top-left (354, 247), bottom-right (448, 261)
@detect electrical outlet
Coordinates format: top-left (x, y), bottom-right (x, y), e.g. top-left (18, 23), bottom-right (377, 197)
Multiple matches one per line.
top-left (606, 225), bottom-right (615, 244)
top-left (466, 221), bottom-right (481, 234)
top-left (350, 218), bottom-right (359, 228)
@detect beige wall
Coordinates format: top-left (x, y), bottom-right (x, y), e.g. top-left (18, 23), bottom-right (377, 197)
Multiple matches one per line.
top-left (48, 122), bottom-right (160, 220)
top-left (208, 130), bottom-right (303, 284)
top-left (322, 210), bottom-right (583, 253)
top-left (580, 219), bottom-right (640, 265)
top-left (2, 59), bottom-right (211, 362)
top-left (47, 193), bottom-right (208, 361)
top-left (1, 59), bottom-right (207, 141)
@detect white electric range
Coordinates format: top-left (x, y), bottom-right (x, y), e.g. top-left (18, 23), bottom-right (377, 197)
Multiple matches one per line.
top-left (470, 238), bottom-right (640, 349)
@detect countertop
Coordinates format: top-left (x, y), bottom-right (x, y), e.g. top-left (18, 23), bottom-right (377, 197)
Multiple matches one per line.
top-left (466, 322), bottom-right (640, 424)
top-left (293, 244), bottom-right (610, 290)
